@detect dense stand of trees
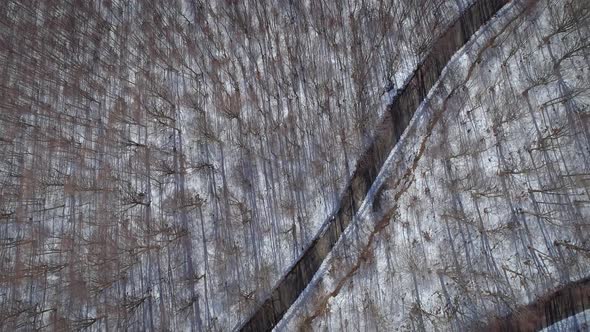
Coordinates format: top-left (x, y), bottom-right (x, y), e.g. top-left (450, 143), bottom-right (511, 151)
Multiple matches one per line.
top-left (0, 0), bottom-right (474, 330)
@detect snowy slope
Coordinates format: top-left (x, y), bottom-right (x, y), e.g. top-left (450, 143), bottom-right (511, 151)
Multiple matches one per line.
top-left (277, 0), bottom-right (590, 330)
top-left (0, 0), bottom-right (478, 330)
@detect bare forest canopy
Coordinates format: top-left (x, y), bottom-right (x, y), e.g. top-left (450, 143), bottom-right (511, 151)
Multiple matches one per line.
top-left (1, 0), bottom-right (589, 331)
top-left (0, 0), bottom-right (473, 329)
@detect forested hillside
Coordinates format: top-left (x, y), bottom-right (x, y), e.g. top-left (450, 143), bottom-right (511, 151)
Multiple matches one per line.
top-left (0, 0), bottom-right (471, 330)
top-left (0, 0), bottom-right (588, 331)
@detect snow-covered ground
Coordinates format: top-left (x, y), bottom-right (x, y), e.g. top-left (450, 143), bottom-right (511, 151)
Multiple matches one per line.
top-left (0, 0), bottom-right (481, 330)
top-left (277, 0), bottom-right (590, 330)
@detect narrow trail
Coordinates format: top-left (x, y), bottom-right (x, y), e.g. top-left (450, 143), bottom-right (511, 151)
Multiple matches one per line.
top-left (237, 1), bottom-right (510, 331)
